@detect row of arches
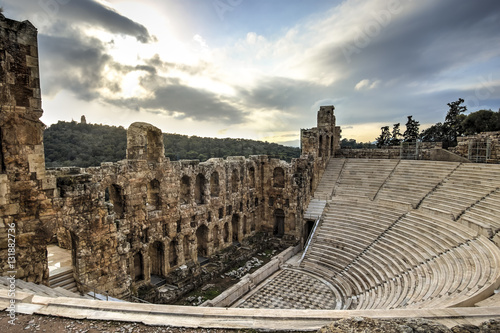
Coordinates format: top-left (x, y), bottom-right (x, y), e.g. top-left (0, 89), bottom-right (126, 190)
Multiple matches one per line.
top-left (180, 166), bottom-right (286, 205)
top-left (134, 213), bottom-right (261, 281)
top-left (105, 178), bottom-right (162, 218)
top-left (104, 166), bottom-right (288, 215)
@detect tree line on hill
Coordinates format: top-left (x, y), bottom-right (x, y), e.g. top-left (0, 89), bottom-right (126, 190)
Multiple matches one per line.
top-left (43, 121), bottom-right (301, 168)
top-left (375, 98), bottom-right (500, 148)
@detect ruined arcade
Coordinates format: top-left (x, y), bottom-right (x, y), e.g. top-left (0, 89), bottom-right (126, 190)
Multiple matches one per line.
top-left (0, 13), bottom-right (341, 298)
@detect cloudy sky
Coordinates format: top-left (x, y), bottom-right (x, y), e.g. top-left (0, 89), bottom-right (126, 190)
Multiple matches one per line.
top-left (3, 0), bottom-right (500, 145)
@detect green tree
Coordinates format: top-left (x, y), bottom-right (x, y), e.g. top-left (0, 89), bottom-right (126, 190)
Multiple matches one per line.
top-left (376, 126), bottom-right (391, 148)
top-left (444, 98), bottom-right (467, 147)
top-left (420, 122), bottom-right (446, 142)
top-left (390, 123), bottom-right (402, 146)
top-left (403, 116), bottom-right (420, 143)
top-left (461, 109), bottom-right (500, 135)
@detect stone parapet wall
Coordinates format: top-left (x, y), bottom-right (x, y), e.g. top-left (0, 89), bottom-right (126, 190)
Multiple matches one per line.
top-left (451, 132), bottom-right (500, 163)
top-left (334, 142), bottom-right (468, 162)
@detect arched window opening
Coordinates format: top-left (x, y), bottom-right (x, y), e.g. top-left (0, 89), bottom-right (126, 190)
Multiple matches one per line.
top-left (249, 166), bottom-right (255, 188)
top-left (147, 179), bottom-right (160, 208)
top-left (326, 135), bottom-right (330, 156)
top-left (194, 173), bottom-right (206, 205)
top-left (273, 167), bottom-right (285, 188)
top-left (180, 175), bottom-right (191, 204)
top-left (109, 184), bottom-right (125, 218)
top-left (210, 171), bottom-right (220, 197)
top-left (330, 136), bottom-right (334, 155)
top-left (231, 169), bottom-right (239, 193)
top-left (319, 135), bottom-right (323, 158)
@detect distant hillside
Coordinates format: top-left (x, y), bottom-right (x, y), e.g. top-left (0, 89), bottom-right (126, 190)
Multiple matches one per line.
top-left (43, 121), bottom-right (301, 168)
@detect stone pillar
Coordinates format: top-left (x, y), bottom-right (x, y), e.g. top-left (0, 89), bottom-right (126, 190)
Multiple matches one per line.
top-left (0, 14), bottom-right (56, 284)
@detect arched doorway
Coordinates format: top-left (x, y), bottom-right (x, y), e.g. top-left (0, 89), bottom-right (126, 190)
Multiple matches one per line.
top-left (304, 220), bottom-right (315, 245)
top-left (223, 223), bottom-right (229, 243)
top-left (273, 209), bottom-right (285, 238)
top-left (133, 252), bottom-right (144, 281)
top-left (232, 214), bottom-right (240, 243)
top-left (213, 225), bottom-right (220, 249)
top-left (183, 235), bottom-right (191, 263)
top-left (168, 240), bottom-right (177, 268)
top-left (196, 225), bottom-right (209, 258)
top-left (149, 241), bottom-right (164, 277)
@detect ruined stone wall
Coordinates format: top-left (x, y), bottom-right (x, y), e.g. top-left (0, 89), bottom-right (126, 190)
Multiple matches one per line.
top-left (48, 122), bottom-right (323, 296)
top-left (301, 105), bottom-right (340, 193)
top-left (0, 14), bottom-right (56, 284)
top-left (450, 132), bottom-right (500, 163)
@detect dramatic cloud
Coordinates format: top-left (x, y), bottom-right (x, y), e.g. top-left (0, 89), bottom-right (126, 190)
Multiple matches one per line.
top-left (4, 0), bottom-right (152, 42)
top-left (5, 0), bottom-right (500, 143)
top-left (38, 29), bottom-right (113, 100)
top-left (106, 74), bottom-right (246, 125)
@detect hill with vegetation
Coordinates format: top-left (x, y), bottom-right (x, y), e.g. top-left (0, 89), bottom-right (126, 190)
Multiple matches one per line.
top-left (43, 121), bottom-right (301, 168)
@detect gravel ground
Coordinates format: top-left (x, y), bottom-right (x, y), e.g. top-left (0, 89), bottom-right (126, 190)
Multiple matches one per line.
top-left (1, 312), bottom-right (298, 333)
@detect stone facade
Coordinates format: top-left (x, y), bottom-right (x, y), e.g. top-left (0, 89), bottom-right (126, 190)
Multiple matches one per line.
top-left (0, 14), bottom-right (56, 284)
top-left (0, 15), bottom-right (340, 297)
top-left (49, 111), bottom-right (336, 296)
top-left (301, 105), bottom-right (341, 192)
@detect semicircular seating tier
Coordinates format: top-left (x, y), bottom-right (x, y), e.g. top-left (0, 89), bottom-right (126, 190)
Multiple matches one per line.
top-left (300, 198), bottom-right (500, 310)
top-left (238, 159), bottom-right (500, 310)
